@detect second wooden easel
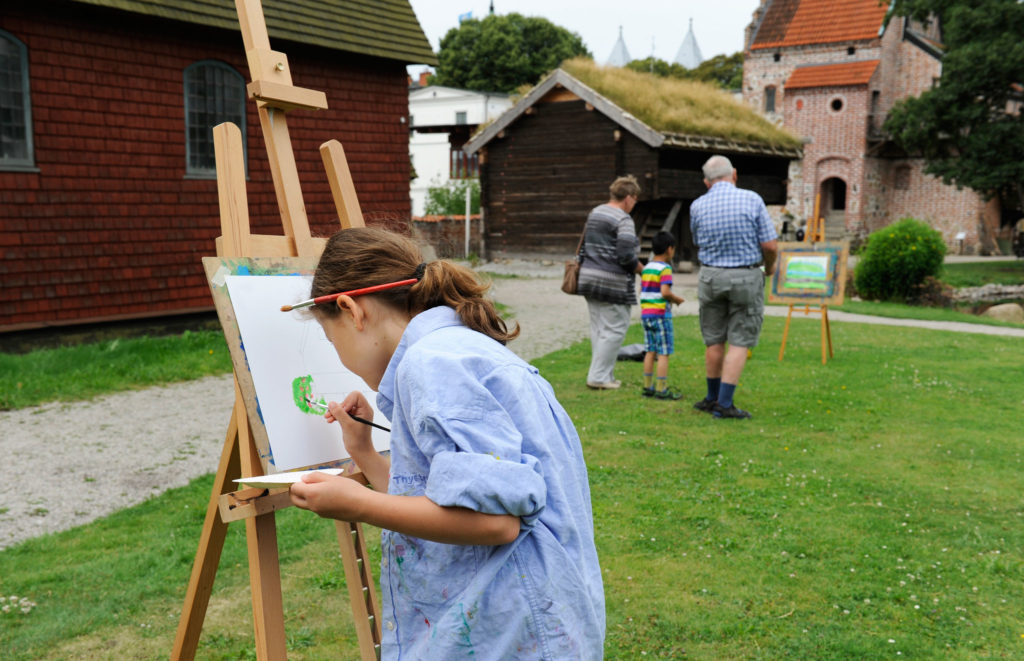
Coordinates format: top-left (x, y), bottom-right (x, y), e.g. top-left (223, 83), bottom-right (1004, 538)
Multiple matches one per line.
top-left (771, 198), bottom-right (848, 366)
top-left (778, 195), bottom-right (832, 364)
top-left (172, 1), bottom-right (381, 659)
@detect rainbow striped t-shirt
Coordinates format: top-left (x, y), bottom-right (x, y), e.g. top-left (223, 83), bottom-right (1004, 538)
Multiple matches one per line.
top-left (640, 260), bottom-right (673, 318)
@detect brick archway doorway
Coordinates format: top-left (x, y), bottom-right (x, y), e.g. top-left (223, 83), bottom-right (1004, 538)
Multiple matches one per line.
top-left (820, 177), bottom-right (847, 240)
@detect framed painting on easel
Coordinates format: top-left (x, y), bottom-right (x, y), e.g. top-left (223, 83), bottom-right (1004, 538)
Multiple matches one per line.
top-left (768, 241), bottom-right (849, 306)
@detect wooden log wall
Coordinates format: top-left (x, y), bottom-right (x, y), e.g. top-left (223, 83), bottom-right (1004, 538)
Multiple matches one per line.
top-left (480, 99), bottom-right (656, 257)
top-left (477, 96), bottom-right (794, 258)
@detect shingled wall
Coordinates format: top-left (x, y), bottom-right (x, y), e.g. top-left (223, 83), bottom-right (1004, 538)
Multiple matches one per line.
top-left (0, 4), bottom-right (411, 332)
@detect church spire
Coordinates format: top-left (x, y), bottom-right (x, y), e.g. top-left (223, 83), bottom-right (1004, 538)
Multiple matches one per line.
top-left (674, 18), bottom-right (704, 69)
top-left (606, 26), bottom-right (631, 67)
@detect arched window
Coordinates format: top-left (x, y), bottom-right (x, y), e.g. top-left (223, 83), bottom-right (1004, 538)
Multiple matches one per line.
top-left (0, 30), bottom-right (34, 170)
top-left (183, 60), bottom-right (246, 176)
top-left (764, 86), bottom-right (777, 113)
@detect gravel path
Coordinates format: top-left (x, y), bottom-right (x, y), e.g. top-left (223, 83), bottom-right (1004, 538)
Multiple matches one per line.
top-left (1, 259), bottom-right (1020, 549)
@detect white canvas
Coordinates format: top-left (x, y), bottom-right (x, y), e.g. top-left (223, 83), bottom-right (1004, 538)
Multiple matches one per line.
top-left (225, 274), bottom-right (389, 472)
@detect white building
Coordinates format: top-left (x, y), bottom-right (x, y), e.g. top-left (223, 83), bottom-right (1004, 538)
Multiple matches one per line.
top-left (409, 84), bottom-right (512, 216)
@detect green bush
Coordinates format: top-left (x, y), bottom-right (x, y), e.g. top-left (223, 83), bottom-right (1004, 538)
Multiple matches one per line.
top-left (853, 217), bottom-right (946, 301)
top-left (424, 179), bottom-right (480, 216)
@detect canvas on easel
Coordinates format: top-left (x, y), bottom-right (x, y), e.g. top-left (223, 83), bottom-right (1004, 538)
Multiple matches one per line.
top-left (171, 1), bottom-right (382, 659)
top-left (203, 257), bottom-right (389, 473)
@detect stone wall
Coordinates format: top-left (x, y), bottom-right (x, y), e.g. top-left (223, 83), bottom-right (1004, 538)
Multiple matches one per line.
top-left (411, 215), bottom-right (483, 259)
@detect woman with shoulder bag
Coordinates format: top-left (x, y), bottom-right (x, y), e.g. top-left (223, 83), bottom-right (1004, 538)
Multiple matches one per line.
top-left (575, 175), bottom-right (643, 390)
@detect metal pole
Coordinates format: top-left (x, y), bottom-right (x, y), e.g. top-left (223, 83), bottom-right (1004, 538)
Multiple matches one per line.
top-left (465, 182), bottom-right (471, 258)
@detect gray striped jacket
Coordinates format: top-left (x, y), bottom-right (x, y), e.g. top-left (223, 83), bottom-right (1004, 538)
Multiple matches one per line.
top-left (576, 203), bottom-right (639, 305)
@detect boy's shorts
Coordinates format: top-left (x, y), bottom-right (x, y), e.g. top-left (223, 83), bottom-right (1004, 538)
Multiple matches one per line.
top-left (642, 316), bottom-right (674, 356)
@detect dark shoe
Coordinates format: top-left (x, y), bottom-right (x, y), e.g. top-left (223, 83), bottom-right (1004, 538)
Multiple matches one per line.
top-left (641, 387), bottom-right (655, 397)
top-left (693, 398), bottom-right (716, 413)
top-left (654, 387), bottom-right (684, 400)
top-left (712, 403), bottom-right (752, 419)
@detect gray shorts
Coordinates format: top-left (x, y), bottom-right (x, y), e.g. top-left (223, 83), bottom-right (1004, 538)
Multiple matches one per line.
top-left (698, 267), bottom-right (765, 348)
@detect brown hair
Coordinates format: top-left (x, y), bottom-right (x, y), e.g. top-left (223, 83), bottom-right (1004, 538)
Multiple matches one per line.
top-left (310, 227), bottom-right (519, 344)
top-left (609, 175), bottom-right (641, 201)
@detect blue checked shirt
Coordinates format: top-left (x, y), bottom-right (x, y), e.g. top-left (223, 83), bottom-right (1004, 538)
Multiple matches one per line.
top-left (690, 181), bottom-right (777, 267)
top-left (375, 306), bottom-right (605, 660)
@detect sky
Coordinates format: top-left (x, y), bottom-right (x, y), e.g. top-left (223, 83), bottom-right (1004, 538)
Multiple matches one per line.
top-left (406, 0), bottom-right (763, 72)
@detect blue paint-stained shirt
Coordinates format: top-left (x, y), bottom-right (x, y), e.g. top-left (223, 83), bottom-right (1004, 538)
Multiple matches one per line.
top-left (690, 181), bottom-right (777, 267)
top-left (375, 306), bottom-right (605, 660)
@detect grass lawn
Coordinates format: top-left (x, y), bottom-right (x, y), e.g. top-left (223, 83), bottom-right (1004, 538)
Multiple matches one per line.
top-left (938, 260), bottom-right (1024, 288)
top-left (0, 330), bottom-right (232, 410)
top-left (829, 299), bottom-right (1024, 328)
top-left (1, 315), bottom-right (1022, 659)
top-left (765, 260), bottom-right (1024, 329)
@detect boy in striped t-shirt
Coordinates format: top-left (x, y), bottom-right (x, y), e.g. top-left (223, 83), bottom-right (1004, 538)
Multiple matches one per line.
top-left (640, 231), bottom-right (686, 399)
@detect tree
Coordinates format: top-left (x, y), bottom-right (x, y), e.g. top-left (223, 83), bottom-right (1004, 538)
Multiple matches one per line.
top-left (884, 0), bottom-right (1024, 210)
top-left (624, 52), bottom-right (744, 90)
top-left (624, 57), bottom-right (687, 79)
top-left (688, 53), bottom-right (744, 90)
top-left (433, 13), bottom-right (591, 93)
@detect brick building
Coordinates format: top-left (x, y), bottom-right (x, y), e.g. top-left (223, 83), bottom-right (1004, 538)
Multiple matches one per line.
top-left (0, 0), bottom-right (435, 334)
top-left (743, 0), bottom-right (1001, 252)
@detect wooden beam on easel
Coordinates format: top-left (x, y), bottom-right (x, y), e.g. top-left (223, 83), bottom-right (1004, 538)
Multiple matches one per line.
top-left (809, 194), bottom-right (826, 243)
top-left (778, 303), bottom-right (834, 365)
top-left (321, 140), bottom-right (365, 229)
top-left (173, 0), bottom-right (383, 657)
top-left (237, 0), bottom-right (323, 258)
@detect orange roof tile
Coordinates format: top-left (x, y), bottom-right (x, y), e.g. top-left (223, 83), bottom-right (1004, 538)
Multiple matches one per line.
top-left (751, 0), bottom-right (890, 50)
top-left (785, 60), bottom-right (881, 89)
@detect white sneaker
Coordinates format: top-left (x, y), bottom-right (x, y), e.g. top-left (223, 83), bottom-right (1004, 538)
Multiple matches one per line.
top-left (586, 380), bottom-right (622, 390)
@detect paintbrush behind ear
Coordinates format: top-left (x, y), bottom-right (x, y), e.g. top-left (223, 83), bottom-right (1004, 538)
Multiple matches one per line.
top-left (280, 278), bottom-right (418, 312)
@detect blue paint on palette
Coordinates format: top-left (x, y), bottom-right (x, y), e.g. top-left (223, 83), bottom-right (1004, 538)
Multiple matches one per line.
top-left (236, 265), bottom-right (251, 275)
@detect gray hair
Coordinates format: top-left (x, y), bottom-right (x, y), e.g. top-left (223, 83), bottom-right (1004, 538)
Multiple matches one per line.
top-left (702, 155), bottom-right (734, 182)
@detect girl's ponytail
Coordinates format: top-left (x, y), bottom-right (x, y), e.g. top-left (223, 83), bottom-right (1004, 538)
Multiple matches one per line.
top-left (410, 261), bottom-right (519, 344)
top-left (312, 227), bottom-right (519, 344)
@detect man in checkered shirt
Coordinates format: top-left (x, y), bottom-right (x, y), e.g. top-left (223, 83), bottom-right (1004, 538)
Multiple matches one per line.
top-left (690, 155), bottom-right (778, 419)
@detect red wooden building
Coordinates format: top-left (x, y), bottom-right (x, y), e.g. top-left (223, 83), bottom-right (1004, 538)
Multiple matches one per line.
top-left (0, 0), bottom-right (435, 334)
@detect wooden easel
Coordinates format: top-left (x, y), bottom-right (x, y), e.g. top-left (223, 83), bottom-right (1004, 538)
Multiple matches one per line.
top-left (777, 303), bottom-right (833, 365)
top-left (172, 1), bottom-right (381, 659)
top-left (808, 193), bottom-right (826, 243)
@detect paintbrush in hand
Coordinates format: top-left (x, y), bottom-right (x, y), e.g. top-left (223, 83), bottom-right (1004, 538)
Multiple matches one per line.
top-left (306, 397), bottom-right (391, 433)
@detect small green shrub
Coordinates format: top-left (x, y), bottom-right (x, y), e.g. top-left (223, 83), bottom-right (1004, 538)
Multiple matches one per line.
top-left (423, 179), bottom-right (480, 216)
top-left (853, 217), bottom-right (946, 301)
